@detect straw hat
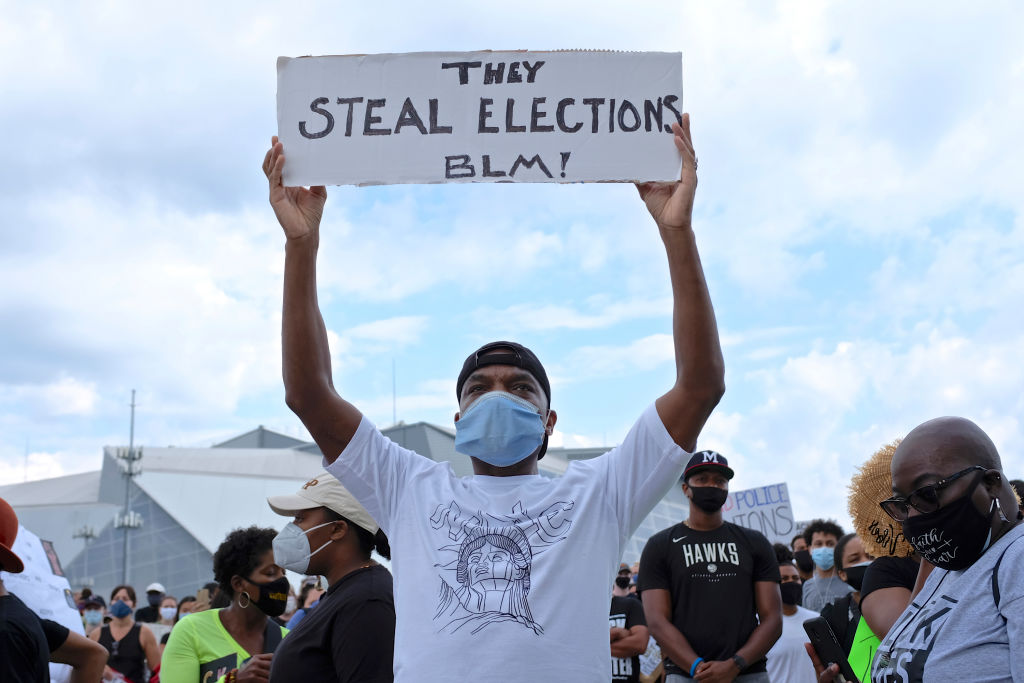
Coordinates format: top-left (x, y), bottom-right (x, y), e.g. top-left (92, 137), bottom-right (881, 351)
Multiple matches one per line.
top-left (848, 439), bottom-right (915, 558)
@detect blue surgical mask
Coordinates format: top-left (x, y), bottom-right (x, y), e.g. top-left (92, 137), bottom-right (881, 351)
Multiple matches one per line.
top-left (811, 546), bottom-right (835, 571)
top-left (110, 600), bottom-right (133, 619)
top-left (84, 609), bottom-right (103, 625)
top-left (454, 391), bottom-right (546, 467)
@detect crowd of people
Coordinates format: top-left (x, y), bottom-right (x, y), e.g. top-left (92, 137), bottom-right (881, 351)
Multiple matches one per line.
top-left (3, 114), bottom-right (1023, 683)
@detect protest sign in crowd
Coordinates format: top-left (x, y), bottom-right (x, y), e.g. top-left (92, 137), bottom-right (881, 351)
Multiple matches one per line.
top-left (3, 50), bottom-right (1023, 683)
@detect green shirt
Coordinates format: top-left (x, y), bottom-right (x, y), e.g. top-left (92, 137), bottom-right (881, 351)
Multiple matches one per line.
top-left (847, 615), bottom-right (879, 683)
top-left (161, 609), bottom-right (287, 683)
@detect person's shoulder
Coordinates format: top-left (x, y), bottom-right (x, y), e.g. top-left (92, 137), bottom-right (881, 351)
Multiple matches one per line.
top-left (610, 595), bottom-right (633, 611)
top-left (990, 524), bottom-right (1024, 587)
top-left (0, 594), bottom-right (44, 632)
top-left (996, 524), bottom-right (1024, 560)
top-left (644, 523), bottom-right (683, 548)
top-left (177, 608), bottom-right (218, 632)
top-left (723, 521), bottom-right (772, 546)
top-left (353, 565), bottom-right (395, 601)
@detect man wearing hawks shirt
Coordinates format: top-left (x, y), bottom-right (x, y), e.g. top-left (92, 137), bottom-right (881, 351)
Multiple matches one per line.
top-left (639, 451), bottom-right (782, 683)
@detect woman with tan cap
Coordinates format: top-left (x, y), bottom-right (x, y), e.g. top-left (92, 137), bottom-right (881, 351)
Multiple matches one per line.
top-left (266, 472), bottom-right (394, 682)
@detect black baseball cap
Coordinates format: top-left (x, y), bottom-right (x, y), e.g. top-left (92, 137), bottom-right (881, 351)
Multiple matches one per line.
top-left (456, 341), bottom-right (550, 405)
top-left (682, 450), bottom-right (735, 481)
top-left (456, 341), bottom-right (551, 459)
top-left (83, 595), bottom-right (105, 608)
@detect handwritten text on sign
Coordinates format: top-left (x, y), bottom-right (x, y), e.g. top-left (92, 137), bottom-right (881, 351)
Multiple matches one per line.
top-left (721, 482), bottom-right (797, 546)
top-left (276, 51), bottom-right (683, 186)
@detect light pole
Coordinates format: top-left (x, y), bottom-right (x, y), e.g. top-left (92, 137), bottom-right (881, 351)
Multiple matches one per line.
top-left (114, 389), bottom-right (143, 585)
top-left (71, 525), bottom-right (97, 587)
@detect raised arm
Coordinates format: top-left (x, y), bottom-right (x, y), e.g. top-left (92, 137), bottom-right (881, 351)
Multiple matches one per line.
top-left (639, 115), bottom-right (725, 451)
top-left (264, 137), bottom-right (363, 463)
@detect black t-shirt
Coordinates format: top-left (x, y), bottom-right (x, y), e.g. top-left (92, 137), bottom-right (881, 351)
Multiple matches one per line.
top-left (860, 555), bottom-right (918, 602)
top-left (269, 564), bottom-right (395, 683)
top-left (638, 521), bottom-right (780, 675)
top-left (134, 605), bottom-right (159, 623)
top-left (40, 619), bottom-right (69, 653)
top-left (610, 596), bottom-right (646, 683)
top-left (0, 593), bottom-right (50, 683)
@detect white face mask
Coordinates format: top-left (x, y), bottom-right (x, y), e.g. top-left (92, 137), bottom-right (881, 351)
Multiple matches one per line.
top-left (286, 595), bottom-right (298, 613)
top-left (272, 521), bottom-right (335, 574)
top-left (160, 606), bottom-right (177, 622)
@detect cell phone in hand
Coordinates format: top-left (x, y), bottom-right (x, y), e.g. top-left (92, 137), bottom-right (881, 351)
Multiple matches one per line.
top-left (803, 616), bottom-right (859, 683)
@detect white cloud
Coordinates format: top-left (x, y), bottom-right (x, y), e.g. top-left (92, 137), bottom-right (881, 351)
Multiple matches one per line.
top-left (560, 334), bottom-right (675, 380)
top-left (0, 376), bottom-right (99, 418)
top-left (470, 296), bottom-right (672, 333)
top-left (2, 0), bottom-right (1024, 530)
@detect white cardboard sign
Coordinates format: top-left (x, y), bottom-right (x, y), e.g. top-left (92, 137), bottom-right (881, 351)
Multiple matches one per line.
top-left (276, 50), bottom-right (683, 186)
top-left (721, 482), bottom-right (798, 546)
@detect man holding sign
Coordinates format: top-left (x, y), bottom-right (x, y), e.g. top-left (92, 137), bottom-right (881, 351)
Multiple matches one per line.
top-left (264, 112), bottom-right (723, 680)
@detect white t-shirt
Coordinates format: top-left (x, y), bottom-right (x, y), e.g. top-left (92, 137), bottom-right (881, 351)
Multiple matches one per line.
top-left (766, 606), bottom-right (818, 683)
top-left (327, 402), bottom-right (689, 682)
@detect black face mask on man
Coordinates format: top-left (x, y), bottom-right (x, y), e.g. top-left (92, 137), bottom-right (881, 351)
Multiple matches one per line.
top-left (793, 550), bottom-right (814, 574)
top-left (615, 576), bottom-right (631, 589)
top-left (689, 486), bottom-right (728, 513)
top-left (780, 581), bottom-right (803, 606)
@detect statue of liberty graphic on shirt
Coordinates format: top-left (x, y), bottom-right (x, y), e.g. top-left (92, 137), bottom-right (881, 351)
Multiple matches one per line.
top-left (431, 499), bottom-right (574, 635)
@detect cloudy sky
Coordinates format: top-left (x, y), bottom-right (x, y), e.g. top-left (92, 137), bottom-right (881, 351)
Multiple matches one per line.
top-left (2, 1), bottom-right (1022, 528)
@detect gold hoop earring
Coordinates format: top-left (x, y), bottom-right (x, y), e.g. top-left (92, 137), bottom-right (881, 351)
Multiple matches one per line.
top-left (238, 591), bottom-right (251, 609)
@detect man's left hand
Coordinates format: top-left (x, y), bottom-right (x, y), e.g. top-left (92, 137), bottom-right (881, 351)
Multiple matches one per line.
top-left (636, 114), bottom-right (697, 232)
top-left (693, 658), bottom-right (738, 683)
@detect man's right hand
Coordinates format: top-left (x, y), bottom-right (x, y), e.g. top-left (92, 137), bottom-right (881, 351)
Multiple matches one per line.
top-left (263, 136), bottom-right (327, 242)
top-left (236, 653), bottom-right (274, 682)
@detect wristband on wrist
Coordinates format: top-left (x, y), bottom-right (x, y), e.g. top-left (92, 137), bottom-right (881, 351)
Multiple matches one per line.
top-left (689, 657), bottom-right (704, 677)
top-left (731, 654), bottom-right (748, 671)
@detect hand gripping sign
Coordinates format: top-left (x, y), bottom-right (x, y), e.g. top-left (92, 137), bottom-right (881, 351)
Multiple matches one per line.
top-left (276, 50), bottom-right (683, 186)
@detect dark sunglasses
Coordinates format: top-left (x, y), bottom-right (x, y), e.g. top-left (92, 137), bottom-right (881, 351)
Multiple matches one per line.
top-left (879, 465), bottom-right (987, 522)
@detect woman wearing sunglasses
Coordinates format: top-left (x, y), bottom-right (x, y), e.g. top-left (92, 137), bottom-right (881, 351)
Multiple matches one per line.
top-left (810, 416), bottom-right (1023, 683)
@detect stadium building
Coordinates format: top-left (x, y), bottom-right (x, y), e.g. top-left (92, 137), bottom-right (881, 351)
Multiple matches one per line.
top-left (0, 422), bottom-right (688, 599)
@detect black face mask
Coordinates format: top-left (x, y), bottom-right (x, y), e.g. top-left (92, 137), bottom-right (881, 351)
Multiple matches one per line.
top-left (615, 576), bottom-right (631, 589)
top-left (842, 563), bottom-right (870, 592)
top-left (689, 486), bottom-right (729, 513)
top-left (245, 576), bottom-right (291, 617)
top-left (147, 593), bottom-right (163, 608)
top-left (780, 581), bottom-right (803, 606)
top-left (900, 483), bottom-right (996, 571)
top-left (793, 549), bottom-right (814, 574)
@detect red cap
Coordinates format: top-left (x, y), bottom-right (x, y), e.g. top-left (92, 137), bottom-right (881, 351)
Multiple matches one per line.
top-left (0, 497), bottom-right (25, 574)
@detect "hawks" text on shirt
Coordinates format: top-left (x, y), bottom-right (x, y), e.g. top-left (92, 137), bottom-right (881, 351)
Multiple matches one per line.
top-left (681, 542), bottom-right (739, 567)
